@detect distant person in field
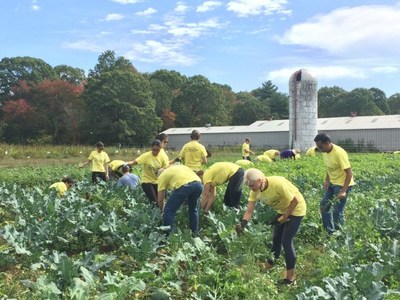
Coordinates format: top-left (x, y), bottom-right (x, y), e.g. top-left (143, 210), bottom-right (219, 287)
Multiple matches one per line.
top-left (116, 165), bottom-right (140, 189)
top-left (157, 165), bottom-right (203, 235)
top-left (305, 146), bottom-right (319, 157)
top-left (49, 176), bottom-right (74, 197)
top-left (109, 160), bottom-right (129, 179)
top-left (127, 140), bottom-right (168, 205)
top-left (236, 168), bottom-right (306, 286)
top-left (242, 138), bottom-right (254, 161)
top-left (263, 149), bottom-right (280, 161)
top-left (314, 133), bottom-right (354, 234)
top-left (235, 159), bottom-right (254, 167)
top-left (280, 148), bottom-right (300, 160)
top-left (254, 155), bottom-right (273, 163)
top-left (79, 141), bottom-right (110, 183)
top-left (199, 162), bottom-right (245, 212)
top-left (179, 130), bottom-right (208, 172)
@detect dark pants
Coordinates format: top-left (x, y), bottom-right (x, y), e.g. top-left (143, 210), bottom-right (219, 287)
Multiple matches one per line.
top-left (141, 183), bottom-right (158, 204)
top-left (92, 172), bottom-right (106, 184)
top-left (224, 168), bottom-right (244, 208)
top-left (268, 215), bottom-right (303, 270)
top-left (242, 156), bottom-right (252, 161)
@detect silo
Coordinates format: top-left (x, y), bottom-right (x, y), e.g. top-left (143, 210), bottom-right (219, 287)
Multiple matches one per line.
top-left (289, 69), bottom-right (318, 151)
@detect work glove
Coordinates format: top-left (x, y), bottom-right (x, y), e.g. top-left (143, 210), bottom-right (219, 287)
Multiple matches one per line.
top-left (235, 219), bottom-right (248, 234)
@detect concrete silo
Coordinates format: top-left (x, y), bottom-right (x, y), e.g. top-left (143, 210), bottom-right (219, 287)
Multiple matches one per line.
top-left (289, 69), bottom-right (318, 151)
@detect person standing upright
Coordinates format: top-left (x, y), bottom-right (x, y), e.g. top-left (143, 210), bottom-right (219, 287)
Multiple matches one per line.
top-left (179, 130), bottom-right (207, 172)
top-left (314, 133), bottom-right (354, 234)
top-left (79, 141), bottom-right (110, 183)
top-left (242, 138), bottom-right (254, 161)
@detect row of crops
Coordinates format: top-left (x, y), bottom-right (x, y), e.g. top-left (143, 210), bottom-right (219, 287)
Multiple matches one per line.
top-left (0, 153), bottom-right (399, 299)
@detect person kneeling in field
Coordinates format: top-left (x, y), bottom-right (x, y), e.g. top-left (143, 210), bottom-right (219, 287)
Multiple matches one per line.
top-left (236, 168), bottom-right (306, 285)
top-left (157, 165), bottom-right (203, 235)
top-left (254, 155), bottom-right (273, 163)
top-left (116, 165), bottom-right (140, 189)
top-left (109, 160), bottom-right (131, 180)
top-left (199, 162), bottom-right (244, 213)
top-left (49, 176), bottom-right (74, 197)
top-left (263, 149), bottom-right (280, 161)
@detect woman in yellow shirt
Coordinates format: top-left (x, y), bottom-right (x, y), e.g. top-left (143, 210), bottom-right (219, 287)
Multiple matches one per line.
top-left (79, 141), bottom-right (110, 183)
top-left (49, 177), bottom-right (74, 196)
top-left (128, 140), bottom-right (169, 204)
top-left (236, 168), bottom-right (306, 285)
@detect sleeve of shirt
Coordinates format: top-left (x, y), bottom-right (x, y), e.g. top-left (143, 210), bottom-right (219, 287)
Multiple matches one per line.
top-left (279, 183), bottom-right (296, 204)
top-left (178, 145), bottom-right (186, 158)
top-left (104, 153), bottom-right (110, 163)
top-left (135, 153), bottom-right (146, 164)
top-left (88, 151), bottom-right (94, 160)
top-left (248, 190), bottom-right (258, 202)
top-left (338, 151), bottom-right (351, 170)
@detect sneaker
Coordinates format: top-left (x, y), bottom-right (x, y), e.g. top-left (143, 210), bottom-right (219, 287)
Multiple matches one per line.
top-left (278, 278), bottom-right (296, 286)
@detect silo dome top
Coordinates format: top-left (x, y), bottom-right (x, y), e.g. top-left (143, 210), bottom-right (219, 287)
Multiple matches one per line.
top-left (289, 69), bottom-right (317, 82)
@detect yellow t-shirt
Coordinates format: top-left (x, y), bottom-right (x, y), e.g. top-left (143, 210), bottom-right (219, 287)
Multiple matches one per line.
top-left (179, 140), bottom-right (207, 171)
top-left (248, 176), bottom-right (306, 216)
top-left (263, 149), bottom-right (279, 159)
top-left (88, 150), bottom-right (110, 172)
top-left (136, 151), bottom-right (169, 184)
top-left (203, 162), bottom-right (240, 186)
top-left (49, 182), bottom-right (68, 196)
top-left (323, 144), bottom-right (354, 186)
top-left (256, 155), bottom-right (272, 163)
top-left (157, 165), bottom-right (201, 191)
top-left (305, 147), bottom-right (317, 157)
top-left (160, 148), bottom-right (170, 165)
top-left (109, 160), bottom-right (125, 171)
top-left (242, 143), bottom-right (250, 157)
top-left (235, 159), bottom-right (254, 167)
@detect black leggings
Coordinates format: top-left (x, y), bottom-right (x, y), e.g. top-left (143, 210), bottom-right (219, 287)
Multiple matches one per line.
top-left (141, 183), bottom-right (158, 204)
top-left (268, 215), bottom-right (303, 270)
top-left (92, 172), bottom-right (106, 184)
top-left (224, 168), bottom-right (244, 208)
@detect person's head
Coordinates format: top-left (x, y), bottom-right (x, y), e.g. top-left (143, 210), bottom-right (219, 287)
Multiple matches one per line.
top-left (156, 133), bottom-right (169, 148)
top-left (190, 130), bottom-right (200, 141)
top-left (274, 150), bottom-right (280, 156)
top-left (151, 139), bottom-right (162, 156)
top-left (244, 168), bottom-right (265, 192)
top-left (314, 133), bottom-right (332, 153)
top-left (245, 138), bottom-right (250, 144)
top-left (121, 164), bottom-right (130, 174)
top-left (61, 176), bottom-right (74, 188)
top-left (293, 148), bottom-right (300, 155)
top-left (96, 141), bottom-right (105, 152)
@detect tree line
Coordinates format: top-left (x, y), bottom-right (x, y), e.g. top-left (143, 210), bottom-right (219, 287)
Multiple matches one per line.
top-left (1, 50), bottom-right (399, 146)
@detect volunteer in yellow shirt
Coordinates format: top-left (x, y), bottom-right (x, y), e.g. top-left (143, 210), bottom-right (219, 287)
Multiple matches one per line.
top-left (305, 146), bottom-right (319, 157)
top-left (109, 160), bottom-right (127, 179)
top-left (314, 133), bottom-right (354, 234)
top-left (157, 165), bottom-right (203, 235)
top-left (49, 177), bottom-right (74, 196)
top-left (254, 155), bottom-right (273, 163)
top-left (79, 141), bottom-right (110, 183)
top-left (200, 162), bottom-right (244, 212)
top-left (263, 149), bottom-right (280, 161)
top-left (179, 130), bottom-right (207, 171)
top-left (241, 138), bottom-right (254, 161)
top-left (128, 140), bottom-right (169, 204)
top-left (236, 168), bottom-right (306, 286)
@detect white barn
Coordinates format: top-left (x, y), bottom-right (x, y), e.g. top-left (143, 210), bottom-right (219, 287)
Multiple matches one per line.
top-left (162, 115), bottom-right (400, 152)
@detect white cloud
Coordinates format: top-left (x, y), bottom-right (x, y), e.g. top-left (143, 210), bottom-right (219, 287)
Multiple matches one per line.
top-left (63, 40), bottom-right (103, 52)
top-left (105, 13), bottom-right (124, 21)
top-left (31, 5), bottom-right (40, 11)
top-left (136, 8), bottom-right (157, 16)
top-left (279, 5), bottom-right (400, 56)
top-left (111, 0), bottom-right (141, 4)
top-left (197, 1), bottom-right (222, 13)
top-left (124, 39), bottom-right (196, 66)
top-left (227, 0), bottom-right (291, 17)
top-left (167, 18), bottom-right (223, 38)
top-left (371, 66), bottom-right (398, 74)
top-left (175, 1), bottom-right (189, 14)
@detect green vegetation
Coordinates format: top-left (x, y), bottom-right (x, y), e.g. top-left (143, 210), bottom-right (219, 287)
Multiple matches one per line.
top-left (1, 152), bottom-right (400, 299)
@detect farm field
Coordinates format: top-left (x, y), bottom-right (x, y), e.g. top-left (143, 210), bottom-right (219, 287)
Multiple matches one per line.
top-left (0, 149), bottom-right (400, 299)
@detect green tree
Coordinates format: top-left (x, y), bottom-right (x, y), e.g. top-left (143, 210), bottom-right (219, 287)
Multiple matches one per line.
top-left (369, 87), bottom-right (390, 114)
top-left (318, 86), bottom-right (348, 117)
top-left (388, 93), bottom-right (400, 114)
top-left (54, 65), bottom-right (86, 85)
top-left (172, 75), bottom-right (228, 127)
top-left (251, 80), bottom-right (287, 119)
top-left (88, 50), bottom-right (136, 78)
top-left (231, 92), bottom-right (267, 125)
top-left (334, 88), bottom-right (383, 116)
top-left (0, 56), bottom-right (56, 103)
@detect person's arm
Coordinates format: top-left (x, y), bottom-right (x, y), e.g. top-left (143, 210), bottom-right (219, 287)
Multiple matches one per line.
top-left (236, 201), bottom-right (256, 233)
top-left (201, 155), bottom-right (207, 164)
top-left (338, 168), bottom-right (352, 199)
top-left (280, 196), bottom-right (299, 222)
top-left (157, 189), bottom-right (166, 210)
top-left (104, 162), bottom-right (109, 178)
top-left (323, 173), bottom-right (330, 190)
top-left (79, 160), bottom-right (91, 168)
top-left (201, 183), bottom-right (216, 212)
top-left (126, 160), bottom-right (138, 166)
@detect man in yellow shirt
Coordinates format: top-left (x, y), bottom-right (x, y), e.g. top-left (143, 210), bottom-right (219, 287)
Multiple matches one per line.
top-left (79, 141), bottom-right (110, 183)
top-left (49, 177), bottom-right (74, 196)
top-left (242, 138), bottom-right (254, 161)
top-left (314, 133), bottom-right (354, 234)
top-left (236, 168), bottom-right (306, 285)
top-left (200, 162), bottom-right (244, 212)
top-left (157, 165), bottom-right (203, 235)
top-left (179, 130), bottom-right (207, 172)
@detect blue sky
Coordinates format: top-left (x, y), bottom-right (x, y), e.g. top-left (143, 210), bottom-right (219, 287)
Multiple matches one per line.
top-left (1, 0), bottom-right (400, 97)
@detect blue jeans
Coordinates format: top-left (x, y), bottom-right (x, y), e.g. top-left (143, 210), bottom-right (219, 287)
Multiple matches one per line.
top-left (163, 181), bottom-right (203, 234)
top-left (320, 183), bottom-right (352, 233)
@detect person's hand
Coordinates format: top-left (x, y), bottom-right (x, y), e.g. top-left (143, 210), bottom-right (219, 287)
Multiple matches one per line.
top-left (278, 215), bottom-right (290, 224)
top-left (78, 163), bottom-right (84, 168)
top-left (338, 191), bottom-right (346, 199)
top-left (235, 219), bottom-right (248, 235)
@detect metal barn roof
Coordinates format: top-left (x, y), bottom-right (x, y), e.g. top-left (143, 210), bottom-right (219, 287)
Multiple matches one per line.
top-left (163, 115), bottom-right (400, 135)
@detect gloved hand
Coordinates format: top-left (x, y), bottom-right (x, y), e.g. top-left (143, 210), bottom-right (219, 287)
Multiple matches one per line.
top-left (235, 219), bottom-right (248, 234)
